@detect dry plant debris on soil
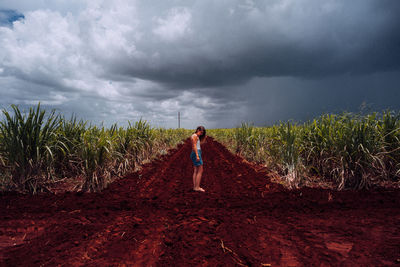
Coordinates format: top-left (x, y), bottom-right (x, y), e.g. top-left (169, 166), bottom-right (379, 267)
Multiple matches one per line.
top-left (1, 137), bottom-right (400, 266)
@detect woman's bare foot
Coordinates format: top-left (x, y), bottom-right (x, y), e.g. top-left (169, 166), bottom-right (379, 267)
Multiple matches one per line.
top-left (193, 187), bottom-right (205, 192)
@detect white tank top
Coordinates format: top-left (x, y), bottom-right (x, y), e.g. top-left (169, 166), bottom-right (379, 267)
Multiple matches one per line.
top-left (192, 134), bottom-right (201, 150)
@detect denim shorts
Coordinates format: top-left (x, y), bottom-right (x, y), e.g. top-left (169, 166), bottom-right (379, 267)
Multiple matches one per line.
top-left (190, 150), bottom-right (203, 166)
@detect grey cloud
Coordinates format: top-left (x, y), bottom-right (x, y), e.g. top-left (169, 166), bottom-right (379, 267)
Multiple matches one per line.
top-left (104, 0), bottom-right (400, 88)
top-left (240, 71), bottom-right (400, 126)
top-left (0, 1), bottom-right (86, 15)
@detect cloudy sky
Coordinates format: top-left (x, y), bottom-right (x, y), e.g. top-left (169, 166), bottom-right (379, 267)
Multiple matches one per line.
top-left (0, 0), bottom-right (399, 129)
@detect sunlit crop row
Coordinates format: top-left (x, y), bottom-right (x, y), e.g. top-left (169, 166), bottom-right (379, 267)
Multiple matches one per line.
top-left (0, 104), bottom-right (191, 193)
top-left (208, 111), bottom-right (400, 190)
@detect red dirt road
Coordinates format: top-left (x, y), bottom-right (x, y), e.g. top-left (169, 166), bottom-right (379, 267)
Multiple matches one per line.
top-left (1, 137), bottom-right (400, 266)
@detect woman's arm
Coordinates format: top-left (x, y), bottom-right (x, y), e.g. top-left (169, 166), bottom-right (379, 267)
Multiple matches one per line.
top-left (192, 135), bottom-right (200, 160)
top-left (192, 135), bottom-right (198, 150)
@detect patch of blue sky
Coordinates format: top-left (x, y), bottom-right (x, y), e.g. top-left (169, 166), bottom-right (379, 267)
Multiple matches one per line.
top-left (0, 9), bottom-right (24, 26)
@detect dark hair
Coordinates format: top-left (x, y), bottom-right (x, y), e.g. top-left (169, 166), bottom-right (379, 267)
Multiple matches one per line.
top-left (195, 126), bottom-right (206, 141)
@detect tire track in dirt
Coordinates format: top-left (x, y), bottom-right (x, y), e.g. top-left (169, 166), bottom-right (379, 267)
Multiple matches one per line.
top-left (1, 137), bottom-right (400, 266)
top-left (196, 138), bottom-right (276, 266)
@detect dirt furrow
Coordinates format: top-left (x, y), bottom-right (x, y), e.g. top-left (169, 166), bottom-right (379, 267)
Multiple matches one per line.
top-left (1, 136), bottom-right (400, 266)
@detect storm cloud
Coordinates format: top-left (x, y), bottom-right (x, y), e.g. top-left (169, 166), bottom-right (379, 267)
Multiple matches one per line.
top-left (0, 0), bottom-right (399, 128)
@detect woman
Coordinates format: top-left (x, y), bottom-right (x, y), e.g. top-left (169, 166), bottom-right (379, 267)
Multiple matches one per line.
top-left (190, 126), bottom-right (206, 192)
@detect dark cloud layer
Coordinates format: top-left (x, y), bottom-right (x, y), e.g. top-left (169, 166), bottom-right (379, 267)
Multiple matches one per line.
top-left (109, 0), bottom-right (400, 88)
top-left (241, 71), bottom-right (400, 127)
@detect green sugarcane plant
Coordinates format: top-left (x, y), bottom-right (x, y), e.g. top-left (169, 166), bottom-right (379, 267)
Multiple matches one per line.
top-left (0, 104), bottom-right (62, 193)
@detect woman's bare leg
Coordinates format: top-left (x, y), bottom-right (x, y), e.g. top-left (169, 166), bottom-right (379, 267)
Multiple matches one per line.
top-left (195, 165), bottom-right (205, 192)
top-left (193, 166), bottom-right (198, 189)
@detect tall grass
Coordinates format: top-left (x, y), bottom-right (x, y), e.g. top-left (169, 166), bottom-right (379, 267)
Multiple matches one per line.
top-left (0, 104), bottom-right (63, 193)
top-left (209, 111), bottom-right (400, 190)
top-left (2, 103), bottom-right (399, 193)
top-left (0, 104), bottom-right (191, 193)
top-left (79, 126), bottom-right (114, 192)
top-left (379, 111), bottom-right (400, 179)
top-left (54, 116), bottom-right (87, 177)
top-left (301, 113), bottom-right (384, 189)
top-left (278, 122), bottom-right (302, 188)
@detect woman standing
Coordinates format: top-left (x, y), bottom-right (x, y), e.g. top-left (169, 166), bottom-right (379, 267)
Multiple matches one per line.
top-left (190, 126), bottom-right (206, 192)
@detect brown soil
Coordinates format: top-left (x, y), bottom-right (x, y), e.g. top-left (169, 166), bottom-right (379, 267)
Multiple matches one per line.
top-left (1, 137), bottom-right (400, 266)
